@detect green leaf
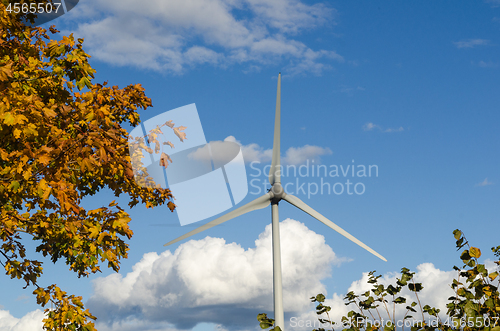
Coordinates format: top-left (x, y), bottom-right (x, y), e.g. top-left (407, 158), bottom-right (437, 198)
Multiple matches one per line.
top-left (408, 283), bottom-right (423, 292)
top-left (315, 294), bottom-right (326, 303)
top-left (464, 300), bottom-right (478, 317)
top-left (260, 322), bottom-right (273, 329)
top-left (3, 112), bottom-right (15, 125)
top-left (460, 250), bottom-right (471, 261)
top-left (9, 180), bottom-right (20, 192)
top-left (453, 229), bottom-right (462, 240)
top-left (386, 285), bottom-right (399, 295)
top-left (394, 296), bottom-right (406, 304)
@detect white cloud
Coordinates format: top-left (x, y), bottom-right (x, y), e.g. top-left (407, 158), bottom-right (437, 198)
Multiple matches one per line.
top-left (363, 122), bottom-right (379, 131)
top-left (87, 219), bottom-right (341, 330)
top-left (476, 178), bottom-right (493, 187)
top-left (62, 0), bottom-right (342, 75)
top-left (476, 60), bottom-right (499, 68)
top-left (383, 127), bottom-right (404, 133)
top-left (363, 123), bottom-right (404, 133)
top-left (223, 136), bottom-right (331, 165)
top-left (245, 0), bottom-right (334, 34)
top-left (0, 309), bottom-right (45, 331)
top-left (6, 259), bottom-right (498, 331)
top-left (338, 85), bottom-right (365, 96)
top-left (187, 138), bottom-right (244, 168)
top-left (286, 263), bottom-right (458, 330)
top-left (453, 39), bottom-right (490, 49)
top-left (225, 136), bottom-right (273, 163)
top-left (485, 0), bottom-right (500, 8)
top-left (282, 145), bottom-right (332, 165)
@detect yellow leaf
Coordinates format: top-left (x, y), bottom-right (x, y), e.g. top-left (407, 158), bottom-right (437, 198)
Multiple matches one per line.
top-left (469, 247), bottom-right (481, 258)
top-left (2, 113), bottom-right (15, 125)
top-left (97, 232), bottom-right (106, 243)
top-left (0, 61), bottom-right (13, 81)
top-left (23, 124), bottom-right (38, 137)
top-left (22, 168), bottom-right (32, 180)
top-left (0, 149), bottom-right (8, 160)
top-left (14, 114), bottom-right (27, 125)
top-left (99, 147), bottom-right (107, 162)
top-left (43, 107), bottom-right (57, 117)
top-left (42, 187), bottom-right (51, 200)
top-left (112, 216), bottom-right (130, 229)
top-left (81, 158), bottom-right (93, 171)
top-left (38, 154), bottom-right (51, 166)
top-left (13, 129), bottom-right (21, 138)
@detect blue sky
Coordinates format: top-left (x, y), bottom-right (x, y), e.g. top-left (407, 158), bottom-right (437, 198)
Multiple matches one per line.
top-left (1, 1), bottom-right (500, 330)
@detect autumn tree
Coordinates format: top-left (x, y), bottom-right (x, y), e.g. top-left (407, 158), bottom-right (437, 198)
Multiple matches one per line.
top-left (0, 1), bottom-right (177, 329)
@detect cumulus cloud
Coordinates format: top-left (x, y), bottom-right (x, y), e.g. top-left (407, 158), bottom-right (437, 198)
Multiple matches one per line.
top-left (187, 139), bottom-right (244, 168)
top-left (212, 136), bottom-right (331, 165)
top-left (86, 252), bottom-right (483, 331)
top-left (61, 0), bottom-right (342, 75)
top-left (285, 263), bottom-right (458, 330)
top-left (363, 123), bottom-right (404, 133)
top-left (87, 219), bottom-right (341, 330)
top-left (282, 145), bottom-right (332, 165)
top-left (189, 136), bottom-right (331, 165)
top-left (0, 309), bottom-right (45, 331)
top-left (224, 136), bottom-right (273, 163)
top-left (453, 39), bottom-right (490, 49)
top-left (7, 233), bottom-right (492, 330)
top-left (476, 178), bottom-right (493, 187)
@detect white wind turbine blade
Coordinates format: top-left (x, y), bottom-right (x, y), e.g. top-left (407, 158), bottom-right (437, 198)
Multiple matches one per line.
top-left (269, 73), bottom-right (281, 185)
top-left (283, 194), bottom-right (387, 262)
top-left (164, 192), bottom-right (272, 246)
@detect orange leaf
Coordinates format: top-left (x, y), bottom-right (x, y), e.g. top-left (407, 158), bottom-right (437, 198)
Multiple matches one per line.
top-left (173, 126), bottom-right (187, 142)
top-left (0, 61), bottom-right (13, 81)
top-left (164, 141), bottom-right (174, 148)
top-left (38, 154), bottom-right (51, 166)
top-left (99, 147), bottom-right (107, 162)
top-left (43, 107), bottom-right (57, 117)
top-left (159, 152), bottom-right (172, 168)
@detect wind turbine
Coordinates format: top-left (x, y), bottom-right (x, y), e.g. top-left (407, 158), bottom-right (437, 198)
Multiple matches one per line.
top-left (164, 73), bottom-right (387, 331)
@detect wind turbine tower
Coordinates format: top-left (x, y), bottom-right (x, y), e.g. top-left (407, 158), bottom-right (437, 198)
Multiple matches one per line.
top-left (164, 73), bottom-right (387, 330)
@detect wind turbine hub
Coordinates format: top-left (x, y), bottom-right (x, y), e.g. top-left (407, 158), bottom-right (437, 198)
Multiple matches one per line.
top-left (270, 182), bottom-right (286, 204)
